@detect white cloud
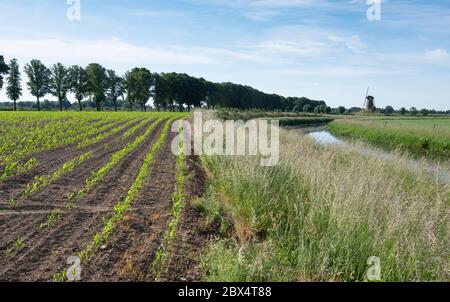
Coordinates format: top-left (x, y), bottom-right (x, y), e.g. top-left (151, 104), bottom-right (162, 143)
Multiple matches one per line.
top-left (0, 37), bottom-right (214, 66)
top-left (243, 10), bottom-right (281, 21)
top-left (274, 65), bottom-right (402, 77)
top-left (130, 9), bottom-right (188, 18)
top-left (328, 35), bottom-right (366, 53)
top-left (193, 0), bottom-right (317, 8)
top-left (249, 0), bottom-right (316, 7)
top-left (249, 26), bottom-right (367, 58)
top-left (424, 48), bottom-right (449, 61)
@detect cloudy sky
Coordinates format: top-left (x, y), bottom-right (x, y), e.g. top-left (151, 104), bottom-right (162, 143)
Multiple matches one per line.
top-left (1, 0), bottom-right (449, 110)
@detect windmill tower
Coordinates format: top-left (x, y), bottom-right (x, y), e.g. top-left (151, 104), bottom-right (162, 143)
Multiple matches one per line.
top-left (363, 87), bottom-right (375, 111)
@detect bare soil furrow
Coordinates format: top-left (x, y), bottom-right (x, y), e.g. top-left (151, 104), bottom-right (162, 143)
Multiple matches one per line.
top-left (159, 155), bottom-right (208, 281)
top-left (0, 121), bottom-right (164, 281)
top-left (80, 130), bottom-right (178, 282)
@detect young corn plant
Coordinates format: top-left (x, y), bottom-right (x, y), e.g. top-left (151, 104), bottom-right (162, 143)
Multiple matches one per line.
top-left (151, 122), bottom-right (187, 280)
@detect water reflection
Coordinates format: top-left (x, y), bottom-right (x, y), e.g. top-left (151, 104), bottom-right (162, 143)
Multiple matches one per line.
top-left (307, 131), bottom-right (344, 146)
top-left (306, 130), bottom-right (450, 184)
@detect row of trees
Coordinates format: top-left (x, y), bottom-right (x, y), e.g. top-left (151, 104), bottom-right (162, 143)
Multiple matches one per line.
top-left (0, 56), bottom-right (155, 112)
top-left (332, 105), bottom-right (449, 116)
top-left (0, 55), bottom-right (326, 112)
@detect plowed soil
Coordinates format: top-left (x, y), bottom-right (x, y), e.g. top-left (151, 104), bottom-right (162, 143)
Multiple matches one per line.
top-left (0, 118), bottom-right (208, 282)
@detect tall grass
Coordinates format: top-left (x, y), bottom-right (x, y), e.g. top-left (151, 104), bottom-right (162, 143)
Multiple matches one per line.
top-left (217, 108), bottom-right (319, 121)
top-left (199, 124), bottom-right (449, 281)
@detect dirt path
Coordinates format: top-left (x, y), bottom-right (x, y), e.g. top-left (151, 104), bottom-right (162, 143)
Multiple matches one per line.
top-left (0, 120), bottom-right (164, 281)
top-left (159, 154), bottom-right (208, 281)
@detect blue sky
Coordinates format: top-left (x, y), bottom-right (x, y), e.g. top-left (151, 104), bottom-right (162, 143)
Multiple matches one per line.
top-left (0, 0), bottom-right (449, 110)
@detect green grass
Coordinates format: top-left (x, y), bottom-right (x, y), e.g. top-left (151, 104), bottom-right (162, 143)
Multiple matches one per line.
top-left (198, 116), bottom-right (449, 282)
top-left (329, 118), bottom-right (450, 160)
top-left (217, 109), bottom-right (321, 121)
top-left (275, 117), bottom-right (334, 127)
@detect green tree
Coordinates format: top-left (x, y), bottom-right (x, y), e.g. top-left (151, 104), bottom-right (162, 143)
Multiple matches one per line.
top-left (420, 108), bottom-right (429, 116)
top-left (400, 107), bottom-right (407, 116)
top-left (136, 68), bottom-right (153, 112)
top-left (0, 55), bottom-right (10, 90)
top-left (6, 59), bottom-right (22, 111)
top-left (314, 104), bottom-right (327, 114)
top-left (303, 104), bottom-right (312, 113)
top-left (24, 59), bottom-right (51, 111)
top-left (86, 63), bottom-right (108, 111)
top-left (50, 63), bottom-right (71, 111)
top-left (385, 105), bottom-right (394, 116)
top-left (410, 107), bottom-right (418, 116)
top-left (124, 70), bottom-right (137, 111)
top-left (106, 69), bottom-right (123, 112)
top-left (68, 65), bottom-right (89, 112)
top-left (337, 106), bottom-right (346, 115)
top-left (124, 68), bottom-right (153, 112)
top-left (153, 73), bottom-right (168, 111)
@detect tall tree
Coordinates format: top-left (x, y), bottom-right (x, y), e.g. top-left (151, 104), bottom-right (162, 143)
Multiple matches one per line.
top-left (50, 63), bottom-right (71, 111)
top-left (0, 55), bottom-right (10, 90)
top-left (124, 70), bottom-right (137, 111)
top-left (6, 59), bottom-right (22, 111)
top-left (68, 65), bottom-right (89, 112)
top-left (24, 59), bottom-right (51, 111)
top-left (385, 106), bottom-right (394, 116)
top-left (135, 68), bottom-right (153, 112)
top-left (86, 63), bottom-right (107, 111)
top-left (106, 69), bottom-right (123, 112)
top-left (153, 73), bottom-right (169, 111)
top-left (118, 80), bottom-right (126, 110)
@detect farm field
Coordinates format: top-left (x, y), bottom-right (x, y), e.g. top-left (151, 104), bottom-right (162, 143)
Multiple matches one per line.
top-left (1, 111), bottom-right (448, 282)
top-left (0, 111), bottom-right (207, 282)
top-left (329, 117), bottom-right (450, 159)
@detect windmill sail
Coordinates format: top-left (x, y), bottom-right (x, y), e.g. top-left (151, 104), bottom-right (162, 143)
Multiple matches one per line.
top-left (364, 86), bottom-right (370, 109)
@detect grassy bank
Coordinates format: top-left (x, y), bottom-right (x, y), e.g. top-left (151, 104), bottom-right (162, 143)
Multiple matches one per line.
top-left (329, 118), bottom-right (450, 160)
top-left (196, 117), bottom-right (449, 281)
top-left (276, 117), bottom-right (334, 127)
top-left (217, 109), bottom-right (322, 121)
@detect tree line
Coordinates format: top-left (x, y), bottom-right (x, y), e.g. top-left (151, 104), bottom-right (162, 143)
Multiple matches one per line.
top-left (0, 55), bottom-right (326, 112)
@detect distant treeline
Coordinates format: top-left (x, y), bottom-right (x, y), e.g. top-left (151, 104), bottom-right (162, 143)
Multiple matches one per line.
top-left (0, 55), bottom-right (326, 112)
top-left (155, 73), bottom-right (326, 111)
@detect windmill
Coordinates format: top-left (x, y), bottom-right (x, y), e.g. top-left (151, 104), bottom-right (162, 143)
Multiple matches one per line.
top-left (363, 86), bottom-right (370, 109)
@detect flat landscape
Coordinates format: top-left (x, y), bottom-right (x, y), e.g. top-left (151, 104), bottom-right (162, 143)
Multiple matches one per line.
top-left (0, 111), bottom-right (448, 282)
top-left (0, 0), bottom-right (449, 291)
